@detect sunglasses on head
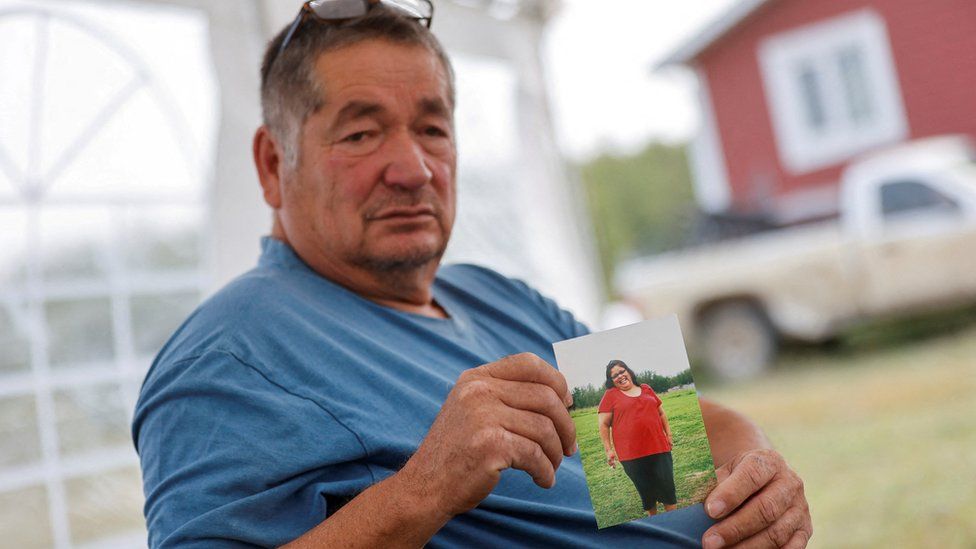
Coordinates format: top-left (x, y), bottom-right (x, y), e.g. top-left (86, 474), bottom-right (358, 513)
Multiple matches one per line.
top-left (267, 0), bottom-right (435, 74)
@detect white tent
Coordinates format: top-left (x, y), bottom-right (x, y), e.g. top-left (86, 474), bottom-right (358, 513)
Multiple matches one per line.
top-left (0, 0), bottom-right (601, 545)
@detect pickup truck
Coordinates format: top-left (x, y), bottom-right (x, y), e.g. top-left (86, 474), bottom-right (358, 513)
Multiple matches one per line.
top-left (615, 136), bottom-right (976, 379)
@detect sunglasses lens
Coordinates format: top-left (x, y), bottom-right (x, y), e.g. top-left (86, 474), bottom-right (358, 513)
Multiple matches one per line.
top-left (385, 0), bottom-right (432, 18)
top-left (307, 0), bottom-right (432, 21)
top-left (308, 0), bottom-right (368, 20)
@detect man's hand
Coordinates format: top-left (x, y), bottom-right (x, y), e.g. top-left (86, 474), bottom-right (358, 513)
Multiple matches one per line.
top-left (606, 448), bottom-right (617, 468)
top-left (702, 449), bottom-right (812, 548)
top-left (398, 353), bottom-right (576, 519)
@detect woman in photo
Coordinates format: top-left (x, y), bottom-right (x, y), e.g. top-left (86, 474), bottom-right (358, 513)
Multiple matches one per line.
top-left (597, 359), bottom-right (677, 516)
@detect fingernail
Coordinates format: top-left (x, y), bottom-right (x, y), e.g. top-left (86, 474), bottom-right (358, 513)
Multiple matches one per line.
top-left (703, 533), bottom-right (725, 549)
top-left (707, 500), bottom-right (726, 518)
top-left (564, 393), bottom-right (574, 407)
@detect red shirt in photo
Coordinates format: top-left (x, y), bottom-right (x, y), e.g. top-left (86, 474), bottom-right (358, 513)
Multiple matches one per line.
top-left (598, 384), bottom-right (671, 461)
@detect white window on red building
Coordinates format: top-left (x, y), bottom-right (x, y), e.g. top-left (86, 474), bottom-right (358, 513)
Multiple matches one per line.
top-left (758, 9), bottom-right (908, 174)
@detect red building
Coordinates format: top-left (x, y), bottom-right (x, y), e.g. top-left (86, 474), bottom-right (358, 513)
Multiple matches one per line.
top-left (664, 0), bottom-right (976, 226)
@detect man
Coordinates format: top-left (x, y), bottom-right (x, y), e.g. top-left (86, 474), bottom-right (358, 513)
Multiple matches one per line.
top-left (133, 2), bottom-right (812, 547)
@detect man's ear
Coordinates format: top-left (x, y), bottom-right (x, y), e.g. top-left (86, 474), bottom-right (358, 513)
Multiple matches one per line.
top-left (253, 125), bottom-right (285, 209)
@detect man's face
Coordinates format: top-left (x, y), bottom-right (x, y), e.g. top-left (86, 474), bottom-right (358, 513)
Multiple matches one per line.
top-left (277, 40), bottom-right (456, 276)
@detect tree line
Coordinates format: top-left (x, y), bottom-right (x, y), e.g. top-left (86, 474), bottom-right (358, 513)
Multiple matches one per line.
top-left (571, 369), bottom-right (694, 410)
top-left (578, 142), bottom-right (696, 297)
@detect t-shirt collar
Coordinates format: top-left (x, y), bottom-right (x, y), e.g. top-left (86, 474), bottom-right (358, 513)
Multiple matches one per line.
top-left (258, 236), bottom-right (313, 272)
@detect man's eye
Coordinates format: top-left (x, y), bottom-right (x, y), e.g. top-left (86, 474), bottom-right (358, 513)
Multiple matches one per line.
top-left (342, 131), bottom-right (370, 143)
top-left (423, 126), bottom-right (448, 137)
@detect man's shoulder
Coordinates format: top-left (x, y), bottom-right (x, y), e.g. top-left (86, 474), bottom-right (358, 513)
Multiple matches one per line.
top-left (438, 263), bottom-right (535, 298)
top-left (152, 266), bottom-right (304, 365)
top-left (438, 263), bottom-right (590, 339)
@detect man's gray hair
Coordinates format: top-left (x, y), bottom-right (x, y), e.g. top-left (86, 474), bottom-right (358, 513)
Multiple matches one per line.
top-left (260, 5), bottom-right (456, 167)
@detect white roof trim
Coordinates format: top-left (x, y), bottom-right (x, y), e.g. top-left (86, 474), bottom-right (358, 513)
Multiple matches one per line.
top-left (657, 0), bottom-right (773, 68)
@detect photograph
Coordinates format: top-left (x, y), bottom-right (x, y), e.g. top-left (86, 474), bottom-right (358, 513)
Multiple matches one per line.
top-left (553, 315), bottom-right (716, 529)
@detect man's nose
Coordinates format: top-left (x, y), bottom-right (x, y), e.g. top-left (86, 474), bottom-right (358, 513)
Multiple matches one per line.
top-left (382, 130), bottom-right (433, 190)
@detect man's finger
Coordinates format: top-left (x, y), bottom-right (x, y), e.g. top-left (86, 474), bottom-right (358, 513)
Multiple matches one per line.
top-left (702, 477), bottom-right (797, 546)
top-left (706, 451), bottom-right (780, 519)
top-left (497, 407), bottom-right (564, 472)
top-left (490, 378), bottom-right (576, 456)
top-left (479, 353), bottom-right (572, 407)
top-left (722, 504), bottom-right (810, 549)
top-left (503, 431), bottom-right (556, 489)
top-left (783, 528), bottom-right (812, 549)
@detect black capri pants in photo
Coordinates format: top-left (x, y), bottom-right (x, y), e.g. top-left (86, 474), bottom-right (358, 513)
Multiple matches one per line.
top-left (620, 452), bottom-right (677, 510)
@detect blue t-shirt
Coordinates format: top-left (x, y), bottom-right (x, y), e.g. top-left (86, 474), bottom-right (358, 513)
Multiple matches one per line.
top-left (132, 237), bottom-right (712, 547)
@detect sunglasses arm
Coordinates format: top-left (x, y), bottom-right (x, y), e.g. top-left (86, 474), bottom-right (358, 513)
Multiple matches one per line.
top-left (274, 8), bottom-right (310, 66)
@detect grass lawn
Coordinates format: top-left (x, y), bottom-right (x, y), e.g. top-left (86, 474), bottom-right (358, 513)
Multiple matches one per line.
top-left (705, 323), bottom-right (976, 548)
top-left (572, 388), bottom-right (716, 529)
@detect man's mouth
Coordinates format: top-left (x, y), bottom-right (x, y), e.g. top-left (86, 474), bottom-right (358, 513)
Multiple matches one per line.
top-left (369, 206), bottom-right (436, 221)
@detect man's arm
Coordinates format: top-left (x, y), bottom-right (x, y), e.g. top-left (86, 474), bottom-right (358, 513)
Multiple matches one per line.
top-left (285, 363), bottom-right (813, 549)
top-left (700, 398), bottom-right (772, 463)
top-left (281, 472), bottom-right (449, 548)
top-left (699, 399), bottom-right (813, 549)
top-left (284, 353), bottom-right (576, 548)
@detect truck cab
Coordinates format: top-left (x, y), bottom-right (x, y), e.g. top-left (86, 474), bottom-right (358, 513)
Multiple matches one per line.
top-left (843, 136), bottom-right (976, 317)
top-left (615, 136), bottom-right (976, 379)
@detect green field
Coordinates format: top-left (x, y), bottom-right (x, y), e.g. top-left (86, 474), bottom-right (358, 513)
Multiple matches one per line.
top-left (571, 389), bottom-right (717, 529)
top-left (707, 323), bottom-right (976, 548)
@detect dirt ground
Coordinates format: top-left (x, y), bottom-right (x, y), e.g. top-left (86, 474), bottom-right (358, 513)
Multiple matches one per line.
top-left (704, 324), bottom-right (976, 548)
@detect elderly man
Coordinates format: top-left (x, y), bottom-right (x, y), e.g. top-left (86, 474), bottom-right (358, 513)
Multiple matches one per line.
top-left (133, 1), bottom-right (812, 547)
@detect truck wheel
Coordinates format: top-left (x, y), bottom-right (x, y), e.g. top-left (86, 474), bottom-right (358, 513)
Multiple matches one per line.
top-left (699, 302), bottom-right (778, 380)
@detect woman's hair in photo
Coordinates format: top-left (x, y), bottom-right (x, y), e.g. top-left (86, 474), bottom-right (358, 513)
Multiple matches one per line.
top-left (604, 359), bottom-right (638, 390)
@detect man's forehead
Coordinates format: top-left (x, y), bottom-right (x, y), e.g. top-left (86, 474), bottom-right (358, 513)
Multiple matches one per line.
top-left (332, 96), bottom-right (452, 124)
top-left (313, 39), bottom-right (453, 110)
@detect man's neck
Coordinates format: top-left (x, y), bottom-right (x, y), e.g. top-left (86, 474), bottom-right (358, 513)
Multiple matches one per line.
top-left (269, 230), bottom-right (447, 319)
top-left (370, 293), bottom-right (449, 318)
top-left (353, 265), bottom-right (446, 318)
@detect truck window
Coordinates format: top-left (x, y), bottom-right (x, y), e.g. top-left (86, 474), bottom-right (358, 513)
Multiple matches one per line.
top-left (879, 180), bottom-right (960, 219)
